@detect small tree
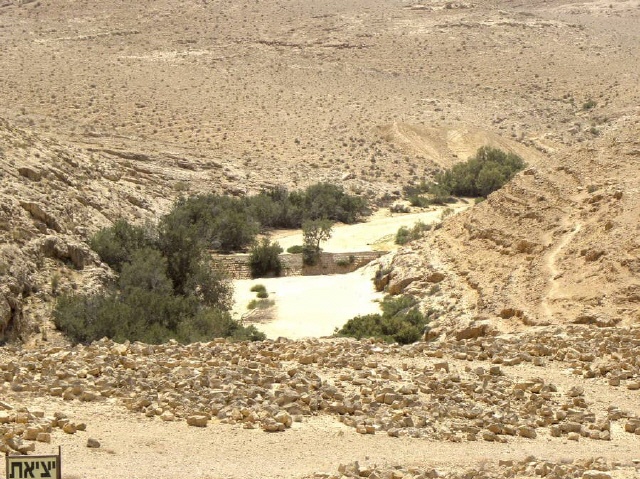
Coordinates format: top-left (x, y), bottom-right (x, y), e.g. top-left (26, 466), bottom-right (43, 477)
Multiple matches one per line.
top-left (302, 219), bottom-right (333, 265)
top-left (249, 239), bottom-right (283, 278)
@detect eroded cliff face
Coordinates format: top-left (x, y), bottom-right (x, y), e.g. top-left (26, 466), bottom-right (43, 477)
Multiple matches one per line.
top-left (383, 114), bottom-right (640, 336)
top-left (0, 119), bottom-right (183, 342)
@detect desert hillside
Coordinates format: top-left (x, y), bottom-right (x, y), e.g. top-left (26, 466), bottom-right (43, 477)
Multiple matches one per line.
top-left (1, 0), bottom-right (638, 338)
top-left (0, 0), bottom-right (639, 477)
top-left (383, 115), bottom-right (640, 334)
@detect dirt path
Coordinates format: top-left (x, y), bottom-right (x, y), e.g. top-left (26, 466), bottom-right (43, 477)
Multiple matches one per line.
top-left (541, 223), bottom-right (582, 320)
top-left (7, 352), bottom-right (640, 479)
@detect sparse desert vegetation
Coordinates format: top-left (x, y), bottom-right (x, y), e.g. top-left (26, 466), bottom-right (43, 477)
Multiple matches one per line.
top-left (0, 0), bottom-right (639, 477)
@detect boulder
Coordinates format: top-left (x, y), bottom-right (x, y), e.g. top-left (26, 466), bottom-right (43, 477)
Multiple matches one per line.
top-left (87, 438), bottom-right (101, 448)
top-left (454, 321), bottom-right (493, 340)
top-left (186, 415), bottom-right (208, 427)
top-left (426, 272), bottom-right (445, 283)
top-left (582, 472), bottom-right (612, 479)
top-left (517, 426), bottom-right (537, 439)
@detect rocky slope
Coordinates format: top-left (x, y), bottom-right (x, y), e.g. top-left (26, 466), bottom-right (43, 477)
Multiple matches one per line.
top-left (383, 114), bottom-right (640, 334)
top-left (0, 117), bottom-right (215, 342)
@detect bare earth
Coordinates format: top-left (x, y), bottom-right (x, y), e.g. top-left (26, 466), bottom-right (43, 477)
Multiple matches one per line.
top-left (270, 201), bottom-right (470, 253)
top-left (233, 266), bottom-right (384, 340)
top-left (0, 0), bottom-right (639, 478)
top-left (3, 336), bottom-right (640, 479)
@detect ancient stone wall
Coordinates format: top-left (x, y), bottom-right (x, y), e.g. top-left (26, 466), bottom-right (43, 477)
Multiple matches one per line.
top-left (212, 251), bottom-right (386, 280)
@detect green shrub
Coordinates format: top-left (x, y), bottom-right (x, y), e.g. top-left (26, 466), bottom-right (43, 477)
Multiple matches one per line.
top-left (302, 245), bottom-right (319, 266)
top-left (395, 226), bottom-right (410, 245)
top-left (162, 194), bottom-right (259, 253)
top-left (248, 183), bottom-right (367, 228)
top-left (336, 255), bottom-right (355, 267)
top-left (408, 195), bottom-right (432, 208)
top-left (59, 216), bottom-right (248, 344)
top-left (90, 219), bottom-right (155, 272)
top-left (404, 182), bottom-right (453, 207)
top-left (247, 298), bottom-right (274, 310)
top-left (395, 221), bottom-right (431, 246)
top-left (404, 147), bottom-right (525, 202)
top-left (582, 99), bottom-right (597, 110)
top-left (250, 284), bottom-right (267, 294)
top-left (434, 146), bottom-right (526, 198)
top-left (287, 245), bottom-right (304, 254)
top-left (256, 290), bottom-right (269, 299)
top-left (53, 290), bottom-right (260, 345)
top-left (248, 239), bottom-right (283, 278)
top-left (335, 295), bottom-right (432, 345)
top-left (248, 186), bottom-right (303, 228)
top-left (298, 183), bottom-right (368, 224)
top-left (158, 183), bottom-right (367, 256)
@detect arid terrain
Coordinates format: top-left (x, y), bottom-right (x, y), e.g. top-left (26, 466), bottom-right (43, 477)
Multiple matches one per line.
top-left (0, 0), bottom-right (639, 477)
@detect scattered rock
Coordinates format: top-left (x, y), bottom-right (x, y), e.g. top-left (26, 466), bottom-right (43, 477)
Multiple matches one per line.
top-left (87, 438), bottom-right (101, 448)
top-left (186, 415), bottom-right (209, 428)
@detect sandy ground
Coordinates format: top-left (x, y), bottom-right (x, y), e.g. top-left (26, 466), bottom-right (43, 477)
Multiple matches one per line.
top-left (233, 203), bottom-right (468, 339)
top-left (270, 202), bottom-right (469, 253)
top-left (232, 265), bottom-right (385, 339)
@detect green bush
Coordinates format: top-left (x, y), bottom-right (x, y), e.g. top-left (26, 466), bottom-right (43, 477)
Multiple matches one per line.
top-left (298, 183), bottom-right (368, 224)
top-left (395, 226), bottom-right (410, 245)
top-left (287, 245), bottom-right (304, 254)
top-left (156, 183), bottom-right (367, 256)
top-left (404, 182), bottom-right (454, 207)
top-left (335, 295), bottom-right (432, 345)
top-left (434, 146), bottom-right (526, 198)
top-left (250, 284), bottom-right (267, 294)
top-left (161, 194), bottom-right (259, 253)
top-left (302, 245), bottom-right (319, 266)
top-left (395, 221), bottom-right (431, 246)
top-left (247, 298), bottom-right (274, 310)
top-left (53, 289), bottom-right (261, 344)
top-left (256, 290), bottom-right (269, 299)
top-left (248, 239), bottom-right (283, 278)
top-left (335, 255), bottom-right (355, 267)
top-left (90, 219), bottom-right (155, 272)
top-left (247, 186), bottom-right (303, 228)
top-left (59, 216), bottom-right (251, 345)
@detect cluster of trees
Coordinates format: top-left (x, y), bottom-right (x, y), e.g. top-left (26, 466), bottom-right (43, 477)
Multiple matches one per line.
top-left (405, 147), bottom-right (526, 206)
top-left (166, 182), bottom-right (368, 253)
top-left (335, 295), bottom-right (433, 345)
top-left (54, 183), bottom-right (368, 344)
top-left (54, 217), bottom-right (264, 345)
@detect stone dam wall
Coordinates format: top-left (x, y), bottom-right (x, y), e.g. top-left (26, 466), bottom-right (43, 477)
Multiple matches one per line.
top-left (212, 251), bottom-right (386, 280)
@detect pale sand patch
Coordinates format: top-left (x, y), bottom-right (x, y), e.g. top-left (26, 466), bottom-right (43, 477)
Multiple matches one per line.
top-left (233, 266), bottom-right (385, 339)
top-left (270, 201), bottom-right (470, 253)
top-left (233, 203), bottom-right (470, 339)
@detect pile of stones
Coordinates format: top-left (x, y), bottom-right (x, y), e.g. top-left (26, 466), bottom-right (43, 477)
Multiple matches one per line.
top-left (0, 327), bottom-right (636, 444)
top-left (0, 400), bottom-right (85, 454)
top-left (308, 457), bottom-right (638, 479)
